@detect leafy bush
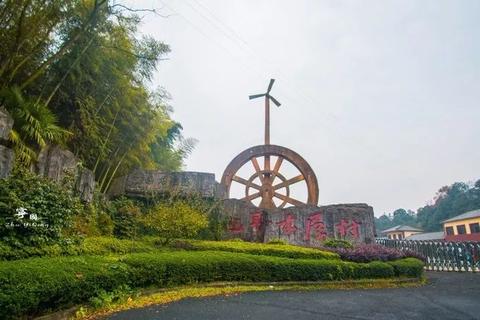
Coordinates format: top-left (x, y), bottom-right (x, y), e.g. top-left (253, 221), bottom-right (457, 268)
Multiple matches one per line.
top-left (140, 201), bottom-right (207, 243)
top-left (332, 244), bottom-right (425, 263)
top-left (72, 203), bottom-right (114, 237)
top-left (0, 169), bottom-right (82, 246)
top-left (322, 238), bottom-right (353, 249)
top-left (186, 240), bottom-right (340, 260)
top-left (109, 198), bottom-right (142, 239)
top-left (0, 250), bottom-right (422, 318)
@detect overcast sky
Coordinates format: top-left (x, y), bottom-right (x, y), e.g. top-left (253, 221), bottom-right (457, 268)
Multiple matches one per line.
top-left (125, 0), bottom-right (479, 216)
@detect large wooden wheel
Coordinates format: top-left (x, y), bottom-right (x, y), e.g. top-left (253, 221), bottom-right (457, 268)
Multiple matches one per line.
top-left (221, 145), bottom-right (319, 208)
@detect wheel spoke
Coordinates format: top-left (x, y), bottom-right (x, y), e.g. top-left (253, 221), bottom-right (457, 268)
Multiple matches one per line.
top-left (251, 157), bottom-right (264, 183)
top-left (273, 174), bottom-right (304, 190)
top-left (232, 175), bottom-right (261, 190)
top-left (271, 156), bottom-right (283, 180)
top-left (273, 193), bottom-right (305, 207)
top-left (241, 192), bottom-right (261, 202)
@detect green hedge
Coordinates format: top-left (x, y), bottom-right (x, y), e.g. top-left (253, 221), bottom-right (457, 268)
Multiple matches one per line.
top-left (0, 251), bottom-right (423, 319)
top-left (185, 240), bottom-right (339, 260)
top-left (0, 237), bottom-right (164, 261)
top-left (0, 256), bottom-right (130, 318)
top-left (387, 258), bottom-right (424, 278)
top-left (0, 238), bottom-right (339, 261)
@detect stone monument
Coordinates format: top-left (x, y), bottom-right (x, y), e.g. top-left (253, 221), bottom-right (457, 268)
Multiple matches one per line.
top-left (219, 80), bottom-right (376, 244)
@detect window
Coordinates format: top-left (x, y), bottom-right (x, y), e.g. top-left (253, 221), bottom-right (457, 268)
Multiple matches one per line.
top-left (445, 226), bottom-right (454, 235)
top-left (398, 233), bottom-right (403, 240)
top-left (393, 234), bottom-right (397, 240)
top-left (456, 225), bottom-right (467, 235)
top-left (388, 235), bottom-right (392, 239)
top-left (469, 223), bottom-right (480, 234)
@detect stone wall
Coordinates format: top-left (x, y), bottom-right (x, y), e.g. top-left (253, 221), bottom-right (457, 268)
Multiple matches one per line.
top-left (222, 200), bottom-right (376, 244)
top-left (34, 145), bottom-right (95, 202)
top-left (36, 145), bottom-right (77, 181)
top-left (0, 107), bottom-right (13, 141)
top-left (108, 169), bottom-right (225, 199)
top-left (0, 145), bottom-right (14, 179)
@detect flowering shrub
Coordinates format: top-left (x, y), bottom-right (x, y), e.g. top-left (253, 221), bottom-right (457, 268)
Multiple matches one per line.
top-left (332, 244), bottom-right (425, 263)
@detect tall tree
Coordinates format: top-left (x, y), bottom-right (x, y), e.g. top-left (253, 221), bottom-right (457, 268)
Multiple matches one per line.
top-left (0, 0), bottom-right (195, 189)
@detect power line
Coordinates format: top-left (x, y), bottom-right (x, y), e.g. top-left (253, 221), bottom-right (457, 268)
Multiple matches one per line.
top-left (188, 0), bottom-right (338, 121)
top-left (159, 0), bottom-right (266, 83)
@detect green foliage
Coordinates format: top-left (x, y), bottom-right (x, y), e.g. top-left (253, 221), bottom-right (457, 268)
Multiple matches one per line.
top-left (387, 258), bottom-right (424, 278)
top-left (417, 182), bottom-right (480, 231)
top-left (0, 87), bottom-right (71, 165)
top-left (0, 250), bottom-right (422, 318)
top-left (186, 240), bottom-right (340, 260)
top-left (73, 202), bottom-right (114, 237)
top-left (89, 285), bottom-right (138, 309)
top-left (140, 202), bottom-right (208, 243)
top-left (0, 0), bottom-right (194, 191)
top-left (266, 238), bottom-right (287, 245)
top-left (375, 179), bottom-right (480, 232)
top-left (112, 200), bottom-right (142, 239)
top-left (0, 169), bottom-right (82, 246)
top-left (143, 196), bottom-right (227, 241)
top-left (0, 237), bottom-right (160, 261)
top-left (322, 238), bottom-right (354, 249)
top-left (79, 237), bottom-right (157, 256)
top-left (0, 256), bottom-right (132, 318)
top-left (375, 209), bottom-right (418, 232)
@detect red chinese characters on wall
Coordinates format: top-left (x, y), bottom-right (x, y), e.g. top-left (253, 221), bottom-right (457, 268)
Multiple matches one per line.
top-left (304, 211), bottom-right (327, 241)
top-left (335, 219), bottom-right (361, 239)
top-left (228, 217), bottom-right (244, 234)
top-left (249, 211), bottom-right (263, 231)
top-left (277, 213), bottom-right (297, 235)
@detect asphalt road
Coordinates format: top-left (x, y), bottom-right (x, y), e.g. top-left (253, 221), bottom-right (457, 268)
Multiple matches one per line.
top-left (107, 272), bottom-right (480, 320)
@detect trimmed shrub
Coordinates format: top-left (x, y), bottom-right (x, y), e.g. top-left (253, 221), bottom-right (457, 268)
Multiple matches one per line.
top-left (0, 251), bottom-right (421, 319)
top-left (0, 256), bottom-right (131, 318)
top-left (387, 258), bottom-right (424, 278)
top-left (322, 238), bottom-right (354, 249)
top-left (79, 237), bottom-right (157, 255)
top-left (121, 251), bottom-right (395, 286)
top-left (187, 240), bottom-right (339, 260)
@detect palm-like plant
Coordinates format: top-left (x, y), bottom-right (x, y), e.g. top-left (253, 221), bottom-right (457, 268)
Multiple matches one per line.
top-left (0, 87), bottom-right (71, 165)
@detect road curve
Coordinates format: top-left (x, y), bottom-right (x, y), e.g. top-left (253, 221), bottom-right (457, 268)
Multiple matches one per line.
top-left (107, 272), bottom-right (480, 320)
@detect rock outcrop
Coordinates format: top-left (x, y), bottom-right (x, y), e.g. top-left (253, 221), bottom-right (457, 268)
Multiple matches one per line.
top-left (108, 169), bottom-right (223, 199)
top-left (0, 108), bottom-right (14, 178)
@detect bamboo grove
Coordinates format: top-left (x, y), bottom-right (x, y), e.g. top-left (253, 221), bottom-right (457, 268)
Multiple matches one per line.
top-left (0, 0), bottom-right (195, 192)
